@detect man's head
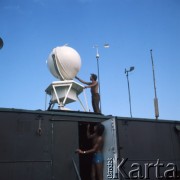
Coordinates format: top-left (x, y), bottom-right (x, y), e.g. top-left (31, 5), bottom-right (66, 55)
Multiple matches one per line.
top-left (90, 73), bottom-right (97, 81)
top-left (94, 123), bottom-right (105, 136)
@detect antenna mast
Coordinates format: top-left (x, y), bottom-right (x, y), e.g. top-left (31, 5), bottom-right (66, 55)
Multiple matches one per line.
top-left (150, 49), bottom-right (159, 120)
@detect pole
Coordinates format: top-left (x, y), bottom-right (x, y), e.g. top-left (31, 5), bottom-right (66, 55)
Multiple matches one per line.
top-left (94, 44), bottom-right (109, 113)
top-left (96, 55), bottom-right (102, 112)
top-left (126, 71), bottom-right (133, 118)
top-left (150, 49), bottom-right (159, 120)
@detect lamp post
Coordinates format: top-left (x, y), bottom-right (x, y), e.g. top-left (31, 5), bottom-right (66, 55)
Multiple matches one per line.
top-left (125, 66), bottom-right (135, 118)
top-left (93, 44), bottom-right (109, 113)
top-left (150, 49), bottom-right (159, 120)
top-left (95, 46), bottom-right (101, 112)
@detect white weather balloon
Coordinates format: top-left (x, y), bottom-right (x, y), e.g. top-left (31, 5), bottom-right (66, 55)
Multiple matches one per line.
top-left (47, 46), bottom-right (81, 80)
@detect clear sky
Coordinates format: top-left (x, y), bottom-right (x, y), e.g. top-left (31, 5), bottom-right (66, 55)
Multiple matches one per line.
top-left (0, 0), bottom-right (180, 121)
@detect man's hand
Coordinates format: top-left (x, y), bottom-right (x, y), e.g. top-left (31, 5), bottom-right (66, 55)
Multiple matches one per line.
top-left (75, 149), bottom-right (83, 154)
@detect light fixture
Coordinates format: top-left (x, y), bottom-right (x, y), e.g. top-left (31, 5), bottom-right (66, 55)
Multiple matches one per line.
top-left (125, 66), bottom-right (135, 118)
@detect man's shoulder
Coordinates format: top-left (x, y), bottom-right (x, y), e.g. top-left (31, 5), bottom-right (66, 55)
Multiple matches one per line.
top-left (92, 80), bottom-right (98, 85)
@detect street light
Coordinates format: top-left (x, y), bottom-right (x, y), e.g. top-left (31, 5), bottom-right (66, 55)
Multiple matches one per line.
top-left (125, 66), bottom-right (135, 118)
top-left (150, 49), bottom-right (159, 120)
top-left (93, 44), bottom-right (109, 112)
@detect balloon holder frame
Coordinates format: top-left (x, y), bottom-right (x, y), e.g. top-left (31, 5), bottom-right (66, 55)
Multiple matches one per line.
top-left (45, 80), bottom-right (89, 111)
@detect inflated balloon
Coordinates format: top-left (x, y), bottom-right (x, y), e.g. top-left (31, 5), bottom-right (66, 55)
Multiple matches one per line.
top-left (47, 46), bottom-right (81, 80)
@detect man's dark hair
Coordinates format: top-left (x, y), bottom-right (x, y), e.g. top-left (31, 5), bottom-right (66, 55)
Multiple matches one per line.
top-left (96, 123), bottom-right (105, 136)
top-left (91, 74), bottom-right (97, 81)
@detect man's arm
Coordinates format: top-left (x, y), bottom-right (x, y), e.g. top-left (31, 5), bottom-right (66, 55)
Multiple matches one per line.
top-left (87, 124), bottom-right (95, 139)
top-left (76, 137), bottom-right (102, 154)
top-left (84, 81), bottom-right (97, 89)
top-left (75, 76), bottom-right (91, 85)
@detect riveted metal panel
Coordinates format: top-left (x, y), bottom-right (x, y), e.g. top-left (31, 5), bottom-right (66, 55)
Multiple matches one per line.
top-left (51, 120), bottom-right (79, 180)
top-left (116, 118), bottom-right (180, 179)
top-left (0, 162), bottom-right (51, 180)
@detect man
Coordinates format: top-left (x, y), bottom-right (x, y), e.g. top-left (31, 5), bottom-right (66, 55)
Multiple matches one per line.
top-left (76, 123), bottom-right (105, 180)
top-left (75, 74), bottom-right (101, 113)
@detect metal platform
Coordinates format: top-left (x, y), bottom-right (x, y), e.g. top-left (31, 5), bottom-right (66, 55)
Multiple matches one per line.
top-left (0, 108), bottom-right (179, 180)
